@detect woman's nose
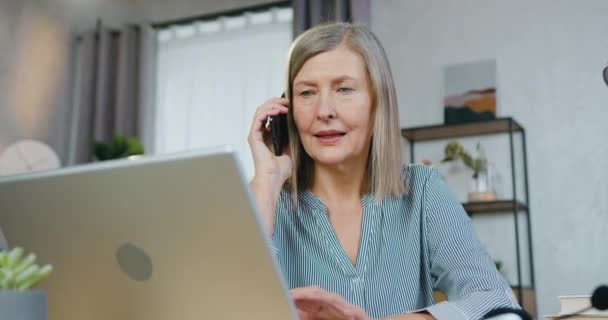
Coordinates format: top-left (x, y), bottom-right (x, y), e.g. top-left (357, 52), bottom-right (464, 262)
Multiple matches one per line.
top-left (316, 91), bottom-right (337, 120)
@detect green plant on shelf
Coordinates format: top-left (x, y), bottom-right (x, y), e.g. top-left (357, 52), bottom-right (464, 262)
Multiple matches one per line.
top-left (441, 141), bottom-right (487, 179)
top-left (494, 260), bottom-right (503, 272)
top-left (93, 134), bottom-right (144, 161)
top-left (0, 247), bottom-right (53, 290)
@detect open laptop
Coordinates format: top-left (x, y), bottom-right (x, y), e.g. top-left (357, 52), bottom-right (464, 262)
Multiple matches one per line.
top-left (0, 146), bottom-right (297, 320)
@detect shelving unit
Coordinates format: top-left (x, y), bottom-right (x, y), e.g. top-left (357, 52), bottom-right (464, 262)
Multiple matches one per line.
top-left (402, 117), bottom-right (536, 316)
top-left (463, 200), bottom-right (528, 215)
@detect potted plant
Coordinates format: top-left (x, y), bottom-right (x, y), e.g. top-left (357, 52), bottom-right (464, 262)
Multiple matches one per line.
top-left (93, 134), bottom-right (144, 161)
top-left (0, 247), bottom-right (53, 320)
top-left (441, 141), bottom-right (496, 202)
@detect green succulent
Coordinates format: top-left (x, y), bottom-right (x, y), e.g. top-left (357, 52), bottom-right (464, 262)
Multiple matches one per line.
top-left (0, 247), bottom-right (53, 290)
top-left (93, 134), bottom-right (144, 161)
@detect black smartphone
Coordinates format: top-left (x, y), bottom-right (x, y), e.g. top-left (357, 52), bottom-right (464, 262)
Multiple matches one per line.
top-left (269, 92), bottom-right (289, 156)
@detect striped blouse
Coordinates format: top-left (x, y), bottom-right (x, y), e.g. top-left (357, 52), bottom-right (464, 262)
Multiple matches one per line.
top-left (271, 164), bottom-right (519, 320)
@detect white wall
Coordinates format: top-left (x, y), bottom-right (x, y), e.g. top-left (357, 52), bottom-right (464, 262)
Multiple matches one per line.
top-left (0, 1), bottom-right (66, 159)
top-left (0, 0), bottom-right (22, 152)
top-left (371, 0), bottom-right (608, 317)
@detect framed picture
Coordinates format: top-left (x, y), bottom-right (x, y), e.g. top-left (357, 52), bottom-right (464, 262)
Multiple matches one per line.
top-left (444, 59), bottom-right (497, 124)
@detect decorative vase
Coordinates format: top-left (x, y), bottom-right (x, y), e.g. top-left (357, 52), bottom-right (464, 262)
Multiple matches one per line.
top-left (0, 290), bottom-right (47, 320)
top-left (467, 144), bottom-right (496, 202)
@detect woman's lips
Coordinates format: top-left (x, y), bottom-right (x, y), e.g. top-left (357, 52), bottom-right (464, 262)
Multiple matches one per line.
top-left (314, 131), bottom-right (346, 145)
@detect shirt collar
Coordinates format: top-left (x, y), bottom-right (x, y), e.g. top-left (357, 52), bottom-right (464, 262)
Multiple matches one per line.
top-left (298, 190), bottom-right (377, 213)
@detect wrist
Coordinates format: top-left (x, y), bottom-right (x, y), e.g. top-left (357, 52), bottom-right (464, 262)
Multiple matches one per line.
top-left (250, 176), bottom-right (283, 236)
top-left (251, 174), bottom-right (283, 192)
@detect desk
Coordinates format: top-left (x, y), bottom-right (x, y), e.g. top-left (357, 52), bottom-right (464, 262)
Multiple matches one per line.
top-left (433, 288), bottom-right (536, 316)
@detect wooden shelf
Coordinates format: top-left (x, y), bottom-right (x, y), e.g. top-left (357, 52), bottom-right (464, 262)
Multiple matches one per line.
top-left (463, 200), bottom-right (529, 215)
top-left (401, 117), bottom-right (523, 142)
top-left (434, 286), bottom-right (536, 316)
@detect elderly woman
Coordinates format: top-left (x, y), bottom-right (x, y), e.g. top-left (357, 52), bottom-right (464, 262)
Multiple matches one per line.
top-left (248, 22), bottom-right (518, 320)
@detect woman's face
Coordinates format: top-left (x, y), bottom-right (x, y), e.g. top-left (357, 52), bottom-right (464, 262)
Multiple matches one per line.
top-left (292, 45), bottom-right (374, 168)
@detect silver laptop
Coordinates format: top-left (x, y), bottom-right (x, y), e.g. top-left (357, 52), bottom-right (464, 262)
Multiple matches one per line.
top-left (0, 146), bottom-right (297, 320)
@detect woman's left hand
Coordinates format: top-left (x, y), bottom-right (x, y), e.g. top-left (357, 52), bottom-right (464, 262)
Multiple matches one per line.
top-left (291, 286), bottom-right (371, 320)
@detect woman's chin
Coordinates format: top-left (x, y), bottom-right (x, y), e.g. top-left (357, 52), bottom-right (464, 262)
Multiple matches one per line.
top-left (310, 152), bottom-right (352, 167)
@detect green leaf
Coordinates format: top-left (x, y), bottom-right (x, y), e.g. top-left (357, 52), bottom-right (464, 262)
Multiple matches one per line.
top-left (14, 253), bottom-right (36, 275)
top-left (7, 247), bottom-right (24, 269)
top-left (92, 134), bottom-right (144, 161)
top-left (17, 265), bottom-right (52, 290)
top-left (93, 141), bottom-right (111, 161)
top-left (0, 248), bottom-right (52, 290)
top-left (440, 156), bottom-right (454, 163)
top-left (125, 137), bottom-right (144, 156)
top-left (15, 265), bottom-right (39, 286)
top-left (461, 152), bottom-right (475, 170)
top-left (0, 251), bottom-right (8, 267)
top-left (495, 260), bottom-right (503, 271)
top-left (17, 276), bottom-right (39, 290)
top-left (0, 269), bottom-right (8, 289)
top-left (39, 265), bottom-right (53, 278)
top-left (112, 134), bottom-right (127, 158)
top-left (1, 269), bottom-right (15, 289)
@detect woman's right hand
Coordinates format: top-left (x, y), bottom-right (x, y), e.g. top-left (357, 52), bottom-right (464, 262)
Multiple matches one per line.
top-left (248, 96), bottom-right (293, 188)
top-left (248, 97), bottom-right (292, 236)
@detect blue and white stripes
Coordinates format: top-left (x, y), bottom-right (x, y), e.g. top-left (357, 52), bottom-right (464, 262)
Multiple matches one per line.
top-left (272, 164), bottom-right (519, 320)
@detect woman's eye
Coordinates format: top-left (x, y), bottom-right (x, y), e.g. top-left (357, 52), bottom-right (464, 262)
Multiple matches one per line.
top-left (300, 90), bottom-right (314, 97)
top-left (338, 87), bottom-right (353, 93)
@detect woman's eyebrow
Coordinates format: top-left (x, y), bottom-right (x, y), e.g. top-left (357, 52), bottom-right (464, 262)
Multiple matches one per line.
top-left (293, 75), bottom-right (356, 87)
top-left (293, 80), bottom-right (317, 87)
top-left (331, 75), bottom-right (356, 84)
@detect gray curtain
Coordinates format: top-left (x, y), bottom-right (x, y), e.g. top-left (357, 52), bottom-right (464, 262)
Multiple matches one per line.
top-left (292, 0), bottom-right (371, 37)
top-left (68, 22), bottom-right (143, 164)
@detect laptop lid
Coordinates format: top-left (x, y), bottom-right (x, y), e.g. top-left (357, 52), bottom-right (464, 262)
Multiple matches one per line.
top-left (0, 146), bottom-right (297, 320)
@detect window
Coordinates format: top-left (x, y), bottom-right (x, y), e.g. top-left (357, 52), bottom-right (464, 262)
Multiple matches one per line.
top-left (154, 7), bottom-right (292, 178)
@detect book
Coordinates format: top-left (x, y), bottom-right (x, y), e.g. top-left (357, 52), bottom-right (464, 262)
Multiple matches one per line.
top-left (559, 295), bottom-right (608, 316)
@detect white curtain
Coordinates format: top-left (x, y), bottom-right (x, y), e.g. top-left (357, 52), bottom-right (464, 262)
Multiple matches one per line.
top-left (154, 7), bottom-right (292, 178)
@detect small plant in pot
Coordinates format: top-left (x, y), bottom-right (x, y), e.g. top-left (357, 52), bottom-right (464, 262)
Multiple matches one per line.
top-left (0, 247), bottom-right (53, 320)
top-left (441, 141), bottom-right (497, 202)
top-left (93, 134), bottom-right (144, 161)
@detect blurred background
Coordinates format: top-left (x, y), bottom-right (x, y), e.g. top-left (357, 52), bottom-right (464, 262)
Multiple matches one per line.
top-left (0, 0), bottom-right (606, 318)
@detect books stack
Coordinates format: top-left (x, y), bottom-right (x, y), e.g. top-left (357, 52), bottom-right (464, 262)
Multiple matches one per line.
top-left (546, 295), bottom-right (608, 319)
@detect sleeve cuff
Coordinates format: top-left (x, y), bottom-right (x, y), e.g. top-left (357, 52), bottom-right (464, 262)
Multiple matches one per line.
top-left (423, 301), bottom-right (467, 320)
